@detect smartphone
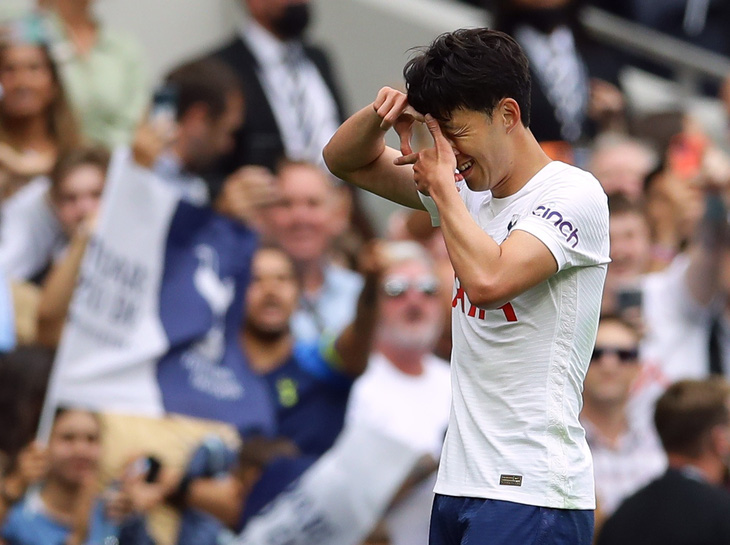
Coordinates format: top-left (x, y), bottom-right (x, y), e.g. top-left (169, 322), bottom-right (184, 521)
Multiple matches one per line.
top-left (616, 287), bottom-right (643, 314)
top-left (150, 84), bottom-right (178, 126)
top-left (668, 132), bottom-right (706, 180)
top-left (130, 455), bottom-right (162, 483)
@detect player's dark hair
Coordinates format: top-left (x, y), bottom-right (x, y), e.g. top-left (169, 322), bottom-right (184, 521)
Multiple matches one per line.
top-left (403, 28), bottom-right (531, 126)
top-left (165, 57), bottom-right (243, 121)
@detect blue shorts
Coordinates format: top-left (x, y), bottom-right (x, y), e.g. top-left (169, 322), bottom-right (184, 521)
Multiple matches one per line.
top-left (429, 494), bottom-right (594, 545)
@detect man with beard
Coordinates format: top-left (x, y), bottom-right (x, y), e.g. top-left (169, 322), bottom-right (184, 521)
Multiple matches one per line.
top-left (210, 0), bottom-right (346, 172)
top-left (240, 243), bottom-right (381, 457)
top-left (346, 241), bottom-right (451, 545)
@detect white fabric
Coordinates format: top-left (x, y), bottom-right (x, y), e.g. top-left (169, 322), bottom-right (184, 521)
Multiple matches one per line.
top-left (435, 161), bottom-right (610, 509)
top-left (640, 255), bottom-right (715, 382)
top-left (0, 177), bottom-right (66, 280)
top-left (240, 20), bottom-right (340, 166)
top-left (346, 352), bottom-right (451, 545)
top-left (41, 149), bottom-right (175, 438)
top-left (236, 424), bottom-right (421, 545)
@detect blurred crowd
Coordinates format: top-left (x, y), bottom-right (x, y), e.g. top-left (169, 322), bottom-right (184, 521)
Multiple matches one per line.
top-left (1, 0), bottom-right (730, 544)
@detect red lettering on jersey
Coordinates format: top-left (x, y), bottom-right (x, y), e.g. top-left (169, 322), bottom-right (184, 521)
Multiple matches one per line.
top-left (452, 286), bottom-right (466, 312)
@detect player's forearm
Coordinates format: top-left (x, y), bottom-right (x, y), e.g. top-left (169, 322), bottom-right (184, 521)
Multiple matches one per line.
top-left (323, 105), bottom-right (387, 180)
top-left (433, 189), bottom-right (506, 308)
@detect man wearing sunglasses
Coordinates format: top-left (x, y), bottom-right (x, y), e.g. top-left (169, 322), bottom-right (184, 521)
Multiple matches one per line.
top-left (347, 241), bottom-right (451, 545)
top-left (580, 315), bottom-right (666, 530)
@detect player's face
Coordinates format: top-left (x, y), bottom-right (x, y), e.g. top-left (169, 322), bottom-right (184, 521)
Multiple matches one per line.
top-left (52, 164), bottom-right (105, 237)
top-left (263, 164), bottom-right (336, 264)
top-left (377, 260), bottom-right (443, 351)
top-left (583, 321), bottom-right (641, 407)
top-left (245, 248), bottom-right (299, 335)
top-left (440, 108), bottom-right (510, 193)
top-left (47, 410), bottom-right (101, 487)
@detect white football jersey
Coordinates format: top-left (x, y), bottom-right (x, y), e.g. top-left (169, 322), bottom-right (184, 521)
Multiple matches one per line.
top-left (432, 161), bottom-right (610, 509)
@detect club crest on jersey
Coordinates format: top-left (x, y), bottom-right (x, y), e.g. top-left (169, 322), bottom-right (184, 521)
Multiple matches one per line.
top-left (532, 203), bottom-right (579, 248)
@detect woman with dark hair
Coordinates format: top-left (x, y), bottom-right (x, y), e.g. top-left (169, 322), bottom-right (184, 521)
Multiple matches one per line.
top-left (0, 16), bottom-right (82, 200)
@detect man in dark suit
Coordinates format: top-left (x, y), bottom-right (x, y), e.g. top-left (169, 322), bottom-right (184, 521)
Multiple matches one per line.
top-left (597, 378), bottom-right (730, 545)
top-left (210, 0), bottom-right (346, 173)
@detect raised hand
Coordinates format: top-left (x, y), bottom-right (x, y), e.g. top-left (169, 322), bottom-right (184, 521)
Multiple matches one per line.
top-left (394, 114), bottom-right (457, 198)
top-left (372, 87), bottom-right (425, 157)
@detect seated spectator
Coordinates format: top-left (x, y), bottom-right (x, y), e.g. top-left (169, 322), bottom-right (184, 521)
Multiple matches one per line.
top-left (0, 145), bottom-right (107, 283)
top-left (0, 18), bottom-right (81, 200)
top-left (346, 240), bottom-right (450, 545)
top-left (241, 242), bottom-right (381, 456)
top-left (597, 378), bottom-right (730, 545)
top-left (580, 315), bottom-right (666, 529)
top-left (1, 408), bottom-right (154, 545)
top-left (587, 133), bottom-right (658, 202)
top-left (41, 0), bottom-right (147, 147)
top-left (259, 160), bottom-right (363, 342)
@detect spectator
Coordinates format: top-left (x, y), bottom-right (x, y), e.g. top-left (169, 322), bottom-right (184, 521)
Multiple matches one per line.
top-left (597, 378), bottom-right (730, 545)
top-left (260, 160), bottom-right (362, 343)
top-left (210, 0), bottom-right (346, 172)
top-left (0, 408), bottom-right (154, 545)
top-left (587, 133), bottom-right (658, 202)
top-left (346, 241), bottom-right (450, 545)
top-left (133, 56), bottom-right (277, 222)
top-left (580, 315), bottom-right (666, 527)
top-left (0, 270), bottom-right (14, 352)
top-left (492, 0), bottom-right (626, 146)
top-left (0, 18), bottom-right (81, 200)
top-left (42, 0), bottom-right (147, 147)
top-left (0, 145), bottom-right (107, 284)
top-left (241, 242), bottom-right (381, 456)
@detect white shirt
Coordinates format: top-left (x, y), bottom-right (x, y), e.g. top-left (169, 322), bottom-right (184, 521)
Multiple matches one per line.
top-left (0, 177), bottom-right (66, 280)
top-left (346, 351), bottom-right (451, 545)
top-left (240, 20), bottom-right (341, 166)
top-left (582, 416), bottom-right (666, 516)
top-left (640, 255), bottom-right (714, 381)
top-left (432, 161), bottom-right (610, 509)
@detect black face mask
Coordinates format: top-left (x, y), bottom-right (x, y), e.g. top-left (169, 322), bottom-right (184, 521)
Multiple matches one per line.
top-left (272, 3), bottom-right (311, 40)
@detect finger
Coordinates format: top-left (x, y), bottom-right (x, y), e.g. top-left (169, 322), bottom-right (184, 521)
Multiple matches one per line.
top-left (424, 114), bottom-right (452, 155)
top-left (403, 105), bottom-right (425, 123)
top-left (393, 152), bottom-right (419, 166)
top-left (381, 94), bottom-right (409, 130)
top-left (398, 123), bottom-right (414, 156)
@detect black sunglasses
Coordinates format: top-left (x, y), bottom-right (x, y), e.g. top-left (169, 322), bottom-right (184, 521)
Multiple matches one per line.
top-left (591, 347), bottom-right (639, 364)
top-left (382, 276), bottom-right (439, 298)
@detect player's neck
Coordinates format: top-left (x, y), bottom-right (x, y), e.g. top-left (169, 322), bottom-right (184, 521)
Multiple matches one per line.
top-left (491, 131), bottom-right (551, 199)
top-left (242, 329), bottom-right (293, 374)
top-left (581, 400), bottom-right (629, 446)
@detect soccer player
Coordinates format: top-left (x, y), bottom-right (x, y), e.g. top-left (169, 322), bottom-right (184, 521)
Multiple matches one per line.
top-left (323, 29), bottom-right (610, 545)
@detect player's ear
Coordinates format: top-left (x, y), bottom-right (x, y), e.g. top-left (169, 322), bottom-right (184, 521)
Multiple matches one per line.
top-left (500, 98), bottom-right (521, 134)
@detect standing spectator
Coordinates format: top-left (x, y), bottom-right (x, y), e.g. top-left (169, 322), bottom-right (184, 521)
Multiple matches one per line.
top-left (0, 19), bottom-right (81, 200)
top-left (493, 0), bottom-right (626, 147)
top-left (210, 0), bottom-right (346, 172)
top-left (260, 160), bottom-right (362, 342)
top-left (346, 241), bottom-right (450, 545)
top-left (597, 379), bottom-right (730, 545)
top-left (580, 315), bottom-right (666, 527)
top-left (41, 0), bottom-right (147, 147)
top-left (241, 242), bottom-right (381, 456)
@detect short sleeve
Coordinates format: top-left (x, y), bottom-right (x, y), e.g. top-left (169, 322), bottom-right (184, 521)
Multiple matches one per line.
top-left (512, 178), bottom-right (610, 271)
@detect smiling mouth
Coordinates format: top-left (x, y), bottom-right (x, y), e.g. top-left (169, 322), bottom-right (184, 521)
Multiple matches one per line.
top-left (457, 160), bottom-right (474, 173)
